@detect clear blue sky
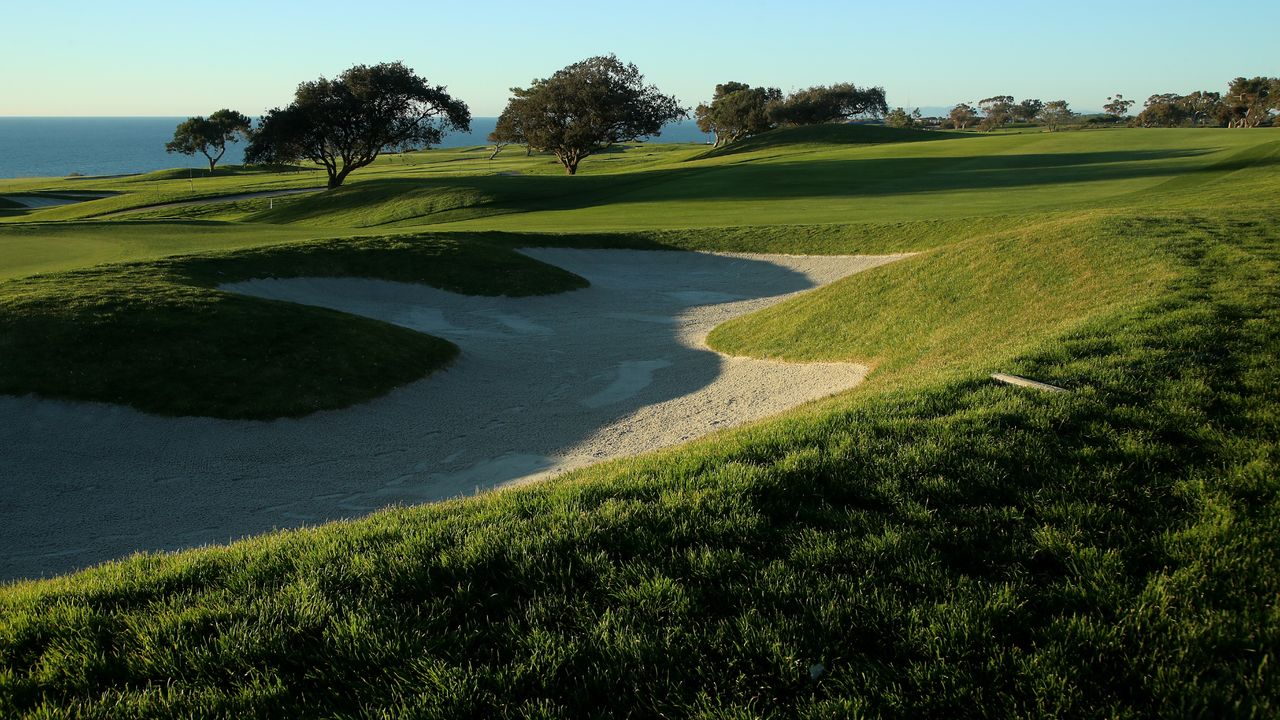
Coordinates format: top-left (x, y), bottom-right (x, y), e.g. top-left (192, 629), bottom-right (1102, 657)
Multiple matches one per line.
top-left (2, 0), bottom-right (1276, 116)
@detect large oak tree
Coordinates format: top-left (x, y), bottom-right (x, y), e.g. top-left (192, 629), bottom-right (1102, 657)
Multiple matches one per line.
top-left (491, 55), bottom-right (685, 175)
top-left (165, 109), bottom-right (251, 173)
top-left (245, 62), bottom-right (470, 188)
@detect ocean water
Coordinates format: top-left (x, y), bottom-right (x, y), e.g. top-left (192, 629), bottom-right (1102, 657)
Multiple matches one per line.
top-left (0, 117), bottom-right (712, 179)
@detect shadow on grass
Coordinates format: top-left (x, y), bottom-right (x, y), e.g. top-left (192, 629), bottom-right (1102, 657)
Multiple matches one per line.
top-left (246, 146), bottom-right (1254, 228)
top-left (691, 123), bottom-right (956, 160)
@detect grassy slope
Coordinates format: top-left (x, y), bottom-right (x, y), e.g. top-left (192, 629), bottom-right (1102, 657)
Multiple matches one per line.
top-left (707, 212), bottom-right (1176, 380)
top-left (1, 127), bottom-right (1277, 716)
top-left (0, 222), bottom-right (328, 282)
top-left (689, 122), bottom-right (951, 160)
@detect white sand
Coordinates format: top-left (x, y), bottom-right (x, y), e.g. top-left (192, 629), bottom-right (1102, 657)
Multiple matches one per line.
top-left (0, 249), bottom-right (905, 580)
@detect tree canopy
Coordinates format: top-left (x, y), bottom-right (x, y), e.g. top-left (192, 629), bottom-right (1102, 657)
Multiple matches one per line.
top-left (1015, 99), bottom-right (1044, 123)
top-left (695, 82), bottom-right (782, 147)
top-left (1104, 94), bottom-right (1135, 119)
top-left (767, 84), bottom-right (887, 126)
top-left (491, 55), bottom-right (685, 175)
top-left (1133, 77), bottom-right (1277, 128)
top-left (164, 110), bottom-right (251, 173)
top-left (245, 62), bottom-right (470, 188)
top-left (1136, 91), bottom-right (1227, 128)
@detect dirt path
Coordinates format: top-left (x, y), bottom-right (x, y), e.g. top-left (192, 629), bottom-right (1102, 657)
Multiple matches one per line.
top-left (0, 249), bottom-right (905, 580)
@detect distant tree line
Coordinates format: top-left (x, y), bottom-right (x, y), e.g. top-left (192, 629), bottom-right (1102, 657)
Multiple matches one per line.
top-left (1133, 77), bottom-right (1279, 128)
top-left (932, 76), bottom-right (1279, 135)
top-left (167, 61), bottom-right (1278, 187)
top-left (936, 96), bottom-right (1075, 132)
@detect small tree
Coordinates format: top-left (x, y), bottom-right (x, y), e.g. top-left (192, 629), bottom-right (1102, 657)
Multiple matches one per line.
top-left (492, 55), bottom-right (685, 175)
top-left (695, 82), bottom-right (782, 147)
top-left (245, 62), bottom-right (470, 188)
top-left (165, 109), bottom-right (251, 173)
top-left (1104, 94), bottom-right (1135, 120)
top-left (884, 107), bottom-right (922, 128)
top-left (1015, 98), bottom-right (1044, 123)
top-left (1037, 100), bottom-right (1073, 131)
top-left (949, 103), bottom-right (978, 129)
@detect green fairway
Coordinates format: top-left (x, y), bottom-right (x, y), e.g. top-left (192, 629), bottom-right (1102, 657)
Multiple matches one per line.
top-left (1, 125), bottom-right (1277, 716)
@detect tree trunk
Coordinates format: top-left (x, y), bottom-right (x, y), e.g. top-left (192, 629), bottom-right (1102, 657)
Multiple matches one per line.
top-left (328, 167), bottom-right (350, 188)
top-left (208, 157), bottom-right (217, 173)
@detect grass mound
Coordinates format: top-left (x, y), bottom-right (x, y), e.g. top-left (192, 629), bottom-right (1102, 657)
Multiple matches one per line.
top-left (0, 214), bottom-right (1274, 716)
top-left (707, 212), bottom-right (1177, 381)
top-left (694, 123), bottom-right (954, 159)
top-left (0, 235), bottom-right (587, 418)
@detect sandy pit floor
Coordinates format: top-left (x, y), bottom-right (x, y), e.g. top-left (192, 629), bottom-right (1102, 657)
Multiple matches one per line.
top-left (0, 249), bottom-right (905, 580)
top-left (1, 193), bottom-right (111, 208)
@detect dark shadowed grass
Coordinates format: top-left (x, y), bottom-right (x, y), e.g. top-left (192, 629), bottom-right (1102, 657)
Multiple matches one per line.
top-left (690, 123), bottom-right (959, 160)
top-left (0, 214), bottom-right (1274, 717)
top-left (0, 235), bottom-right (586, 418)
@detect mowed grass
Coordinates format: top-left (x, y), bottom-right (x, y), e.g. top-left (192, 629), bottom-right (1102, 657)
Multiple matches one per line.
top-left (0, 126), bottom-right (1277, 716)
top-left (0, 222), bottom-right (328, 281)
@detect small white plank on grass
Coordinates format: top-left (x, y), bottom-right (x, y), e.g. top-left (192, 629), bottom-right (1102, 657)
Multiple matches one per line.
top-left (991, 373), bottom-right (1069, 393)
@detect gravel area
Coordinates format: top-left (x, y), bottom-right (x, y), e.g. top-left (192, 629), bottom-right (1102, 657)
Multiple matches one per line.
top-left (0, 249), bottom-right (905, 580)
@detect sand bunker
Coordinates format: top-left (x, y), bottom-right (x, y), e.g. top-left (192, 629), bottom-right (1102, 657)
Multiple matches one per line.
top-left (1, 192), bottom-right (112, 208)
top-left (0, 249), bottom-right (904, 580)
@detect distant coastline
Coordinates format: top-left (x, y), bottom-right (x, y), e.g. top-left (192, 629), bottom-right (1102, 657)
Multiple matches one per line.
top-left (0, 117), bottom-right (713, 179)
